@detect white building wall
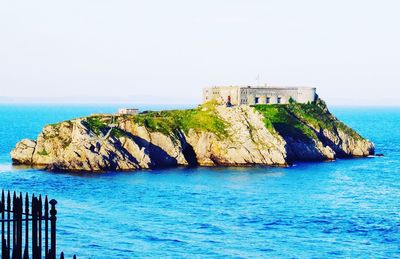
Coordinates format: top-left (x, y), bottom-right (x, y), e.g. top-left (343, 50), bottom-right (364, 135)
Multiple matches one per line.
top-left (118, 108), bottom-right (139, 115)
top-left (203, 86), bottom-right (316, 105)
top-left (203, 86), bottom-right (241, 105)
top-left (296, 87), bottom-right (317, 103)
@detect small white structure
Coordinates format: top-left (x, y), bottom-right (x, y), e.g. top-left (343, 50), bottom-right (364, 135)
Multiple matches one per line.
top-left (118, 108), bottom-right (139, 115)
top-left (203, 85), bottom-right (317, 106)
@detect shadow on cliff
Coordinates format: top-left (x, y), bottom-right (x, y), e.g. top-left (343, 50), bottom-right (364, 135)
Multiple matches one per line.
top-left (313, 127), bottom-right (352, 158)
top-left (274, 123), bottom-right (359, 162)
top-left (175, 130), bottom-right (199, 166)
top-left (273, 123), bottom-right (326, 163)
top-left (120, 131), bottom-right (179, 168)
top-left (119, 129), bottom-right (199, 167)
top-left (283, 105), bottom-right (360, 158)
top-left (108, 140), bottom-right (140, 165)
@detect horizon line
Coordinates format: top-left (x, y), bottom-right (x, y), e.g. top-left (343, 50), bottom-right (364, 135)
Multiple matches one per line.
top-left (0, 101), bottom-right (399, 108)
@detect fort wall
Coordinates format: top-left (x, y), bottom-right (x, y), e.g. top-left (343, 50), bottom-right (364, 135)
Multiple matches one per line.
top-left (203, 86), bottom-right (316, 105)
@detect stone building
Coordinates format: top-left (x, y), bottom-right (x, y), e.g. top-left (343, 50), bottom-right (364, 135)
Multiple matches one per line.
top-left (202, 85), bottom-right (316, 106)
top-left (118, 108), bottom-right (139, 115)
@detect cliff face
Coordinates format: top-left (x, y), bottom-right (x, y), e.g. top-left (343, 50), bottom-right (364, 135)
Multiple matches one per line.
top-left (11, 100), bottom-right (374, 172)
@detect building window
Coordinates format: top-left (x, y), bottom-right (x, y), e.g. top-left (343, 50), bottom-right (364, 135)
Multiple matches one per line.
top-left (277, 97), bottom-right (281, 104)
top-left (255, 97), bottom-right (259, 104)
top-left (266, 97), bottom-right (270, 104)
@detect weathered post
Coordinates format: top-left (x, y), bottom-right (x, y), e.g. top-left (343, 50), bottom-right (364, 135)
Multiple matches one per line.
top-left (49, 199), bottom-right (58, 259)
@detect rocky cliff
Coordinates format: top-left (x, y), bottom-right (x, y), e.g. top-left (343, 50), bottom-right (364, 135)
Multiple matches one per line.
top-left (11, 99), bottom-right (374, 172)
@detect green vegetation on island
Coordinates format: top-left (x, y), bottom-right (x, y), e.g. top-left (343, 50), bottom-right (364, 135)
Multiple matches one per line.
top-left (85, 117), bottom-right (109, 135)
top-left (80, 98), bottom-right (361, 145)
top-left (81, 101), bottom-right (229, 141)
top-left (37, 149), bottom-right (49, 156)
top-left (254, 98), bottom-right (361, 142)
top-left (131, 101), bottom-right (229, 139)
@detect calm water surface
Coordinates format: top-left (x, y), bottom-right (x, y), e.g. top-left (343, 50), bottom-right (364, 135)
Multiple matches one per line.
top-left (0, 105), bottom-right (399, 258)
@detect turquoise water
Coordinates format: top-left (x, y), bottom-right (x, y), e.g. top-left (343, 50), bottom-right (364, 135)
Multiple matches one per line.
top-left (0, 105), bottom-right (399, 258)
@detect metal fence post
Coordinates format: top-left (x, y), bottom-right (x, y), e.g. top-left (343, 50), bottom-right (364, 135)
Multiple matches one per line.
top-left (49, 199), bottom-right (58, 259)
top-left (0, 191), bottom-right (74, 259)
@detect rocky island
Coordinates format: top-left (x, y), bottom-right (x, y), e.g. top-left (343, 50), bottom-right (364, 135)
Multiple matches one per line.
top-left (11, 99), bottom-right (374, 172)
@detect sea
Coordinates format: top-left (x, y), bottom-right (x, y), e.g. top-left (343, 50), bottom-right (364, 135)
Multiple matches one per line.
top-left (0, 104), bottom-right (399, 258)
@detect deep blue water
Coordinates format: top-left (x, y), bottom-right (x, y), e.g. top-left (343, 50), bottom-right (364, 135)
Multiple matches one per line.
top-left (0, 105), bottom-right (399, 258)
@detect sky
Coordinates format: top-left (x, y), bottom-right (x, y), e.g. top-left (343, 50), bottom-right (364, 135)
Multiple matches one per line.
top-left (0, 0), bottom-right (399, 105)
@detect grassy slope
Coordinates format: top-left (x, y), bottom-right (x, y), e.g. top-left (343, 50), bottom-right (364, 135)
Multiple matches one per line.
top-left (254, 99), bottom-right (362, 142)
top-left (132, 101), bottom-right (229, 138)
top-left (82, 101), bottom-right (229, 140)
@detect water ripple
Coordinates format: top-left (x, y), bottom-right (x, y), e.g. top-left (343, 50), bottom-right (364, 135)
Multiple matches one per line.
top-left (0, 106), bottom-right (399, 258)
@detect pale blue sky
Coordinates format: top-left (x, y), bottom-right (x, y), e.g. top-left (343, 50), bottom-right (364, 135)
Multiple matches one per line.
top-left (0, 0), bottom-right (399, 105)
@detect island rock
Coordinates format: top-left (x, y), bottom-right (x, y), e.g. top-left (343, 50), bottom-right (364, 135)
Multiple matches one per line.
top-left (11, 99), bottom-right (374, 172)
